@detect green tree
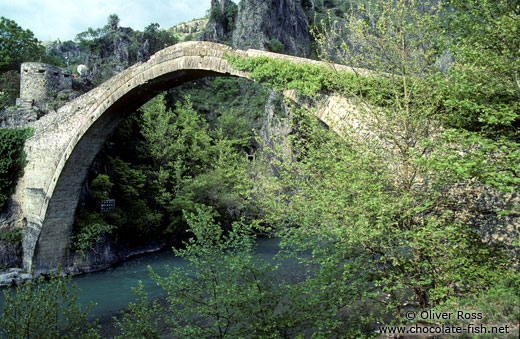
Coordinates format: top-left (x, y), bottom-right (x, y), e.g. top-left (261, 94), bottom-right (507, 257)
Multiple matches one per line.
top-left (439, 0), bottom-right (520, 136)
top-left (147, 206), bottom-right (281, 338)
top-left (140, 94), bottom-right (212, 171)
top-left (313, 0), bottom-right (480, 309)
top-left (75, 27), bottom-right (104, 50)
top-left (114, 281), bottom-right (163, 339)
top-left (90, 174), bottom-right (113, 201)
top-left (71, 214), bottom-right (115, 256)
top-left (0, 17), bottom-right (45, 72)
top-left (107, 156), bottom-right (162, 233)
top-left (267, 39), bottom-right (285, 53)
top-left (0, 70), bottom-right (20, 108)
top-left (0, 128), bottom-right (32, 211)
top-left (430, 0), bottom-right (520, 198)
top-left (144, 23), bottom-right (178, 54)
top-left (140, 94), bottom-right (252, 231)
top-left (140, 94), bottom-right (211, 229)
top-left (248, 0), bottom-right (516, 332)
top-left (107, 14), bottom-right (120, 30)
top-left (0, 270), bottom-right (99, 338)
top-left (224, 1), bottom-right (239, 32)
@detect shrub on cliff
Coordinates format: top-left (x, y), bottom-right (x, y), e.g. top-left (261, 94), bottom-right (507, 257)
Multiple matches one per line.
top-left (75, 14), bottom-right (177, 85)
top-left (0, 70), bottom-right (20, 109)
top-left (0, 128), bottom-right (32, 211)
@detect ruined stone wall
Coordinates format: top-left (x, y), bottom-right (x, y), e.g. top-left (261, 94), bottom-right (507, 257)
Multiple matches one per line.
top-left (19, 62), bottom-right (72, 104)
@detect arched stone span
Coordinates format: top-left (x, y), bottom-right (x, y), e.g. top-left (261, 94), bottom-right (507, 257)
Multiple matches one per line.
top-left (11, 41), bottom-right (356, 273)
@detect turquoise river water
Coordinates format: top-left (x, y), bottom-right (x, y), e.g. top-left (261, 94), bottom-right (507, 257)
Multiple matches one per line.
top-left (1, 237), bottom-right (303, 320)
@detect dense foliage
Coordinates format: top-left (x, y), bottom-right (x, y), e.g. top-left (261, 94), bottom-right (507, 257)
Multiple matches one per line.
top-left (71, 77), bottom-right (266, 253)
top-left (0, 128), bottom-right (32, 211)
top-left (0, 70), bottom-right (20, 108)
top-left (115, 206), bottom-right (369, 338)
top-left (119, 207), bottom-right (281, 338)
top-left (0, 228), bottom-right (22, 245)
top-left (440, 0), bottom-right (520, 135)
top-left (105, 0), bottom-right (520, 331)
top-left (0, 270), bottom-right (99, 338)
top-left (209, 0), bottom-right (238, 35)
top-left (0, 17), bottom-right (70, 108)
top-left (0, 17), bottom-right (45, 108)
top-left (232, 0), bottom-right (519, 333)
top-left (0, 17), bottom-right (45, 73)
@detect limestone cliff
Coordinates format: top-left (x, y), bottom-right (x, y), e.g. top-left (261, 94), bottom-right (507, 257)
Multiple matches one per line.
top-left (85, 26), bottom-right (150, 85)
top-left (0, 242), bottom-right (21, 270)
top-left (232, 0), bottom-right (311, 56)
top-left (200, 0), bottom-right (237, 43)
top-left (43, 40), bottom-right (86, 68)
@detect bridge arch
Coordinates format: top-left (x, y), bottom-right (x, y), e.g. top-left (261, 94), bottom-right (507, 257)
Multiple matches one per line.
top-left (11, 41), bottom-right (349, 273)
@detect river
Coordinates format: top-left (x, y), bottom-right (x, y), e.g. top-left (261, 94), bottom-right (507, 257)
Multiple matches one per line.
top-left (1, 237), bottom-right (303, 321)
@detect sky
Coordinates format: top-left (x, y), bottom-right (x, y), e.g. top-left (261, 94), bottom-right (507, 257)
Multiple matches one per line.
top-left (0, 0), bottom-right (212, 41)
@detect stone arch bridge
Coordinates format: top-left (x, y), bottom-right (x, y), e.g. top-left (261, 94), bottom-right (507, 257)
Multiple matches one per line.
top-left (7, 41), bottom-right (358, 274)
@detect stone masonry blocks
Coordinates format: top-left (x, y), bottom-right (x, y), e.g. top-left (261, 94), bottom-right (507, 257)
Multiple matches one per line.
top-left (20, 62), bottom-right (72, 104)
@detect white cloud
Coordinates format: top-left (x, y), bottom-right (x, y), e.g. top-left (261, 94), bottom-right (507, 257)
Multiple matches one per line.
top-left (0, 0), bottom-right (211, 41)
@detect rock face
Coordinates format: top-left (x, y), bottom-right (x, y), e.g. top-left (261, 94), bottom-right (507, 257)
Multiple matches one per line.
top-left (68, 235), bottom-right (166, 275)
top-left (450, 183), bottom-right (520, 263)
top-left (232, 0), bottom-right (311, 56)
top-left (0, 62), bottom-right (79, 128)
top-left (85, 26), bottom-right (150, 85)
top-left (0, 241), bottom-right (22, 269)
top-left (44, 40), bottom-right (85, 66)
top-left (201, 0), bottom-right (237, 43)
top-left (172, 18), bottom-right (208, 42)
top-left (0, 268), bottom-right (31, 287)
top-left (259, 90), bottom-right (292, 156)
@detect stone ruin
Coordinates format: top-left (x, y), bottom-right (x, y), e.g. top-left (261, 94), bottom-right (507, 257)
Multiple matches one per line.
top-left (1, 62), bottom-right (73, 128)
top-left (17, 62), bottom-right (72, 108)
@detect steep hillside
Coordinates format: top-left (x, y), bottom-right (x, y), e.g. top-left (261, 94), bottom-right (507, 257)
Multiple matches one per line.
top-left (170, 18), bottom-right (208, 41)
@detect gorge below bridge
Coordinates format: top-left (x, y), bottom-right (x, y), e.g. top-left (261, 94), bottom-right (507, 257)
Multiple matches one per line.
top-left (3, 41), bottom-right (361, 274)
